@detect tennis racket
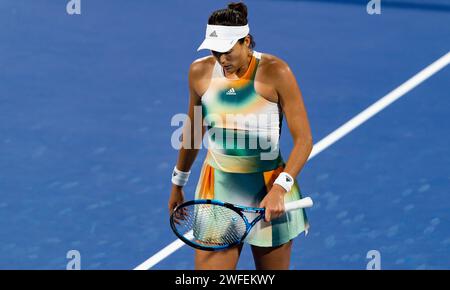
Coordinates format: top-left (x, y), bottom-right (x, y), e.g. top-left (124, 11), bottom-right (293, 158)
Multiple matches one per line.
top-left (170, 197), bottom-right (313, 251)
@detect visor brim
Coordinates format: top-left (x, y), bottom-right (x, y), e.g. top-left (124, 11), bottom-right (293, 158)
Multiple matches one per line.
top-left (197, 38), bottom-right (238, 53)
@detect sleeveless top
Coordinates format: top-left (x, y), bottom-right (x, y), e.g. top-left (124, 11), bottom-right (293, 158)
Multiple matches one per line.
top-left (201, 51), bottom-right (285, 173)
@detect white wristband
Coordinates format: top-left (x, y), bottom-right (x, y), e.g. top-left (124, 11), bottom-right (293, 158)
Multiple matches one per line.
top-left (274, 172), bottom-right (294, 192)
top-left (171, 166), bottom-right (191, 187)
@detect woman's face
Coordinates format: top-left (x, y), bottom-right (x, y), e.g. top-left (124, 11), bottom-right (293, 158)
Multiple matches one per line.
top-left (211, 36), bottom-right (251, 74)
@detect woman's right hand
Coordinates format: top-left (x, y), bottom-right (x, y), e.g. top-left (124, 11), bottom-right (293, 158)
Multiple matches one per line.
top-left (168, 185), bottom-right (185, 215)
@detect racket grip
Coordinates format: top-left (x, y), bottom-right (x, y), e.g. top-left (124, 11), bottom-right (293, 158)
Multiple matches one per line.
top-left (285, 197), bottom-right (314, 212)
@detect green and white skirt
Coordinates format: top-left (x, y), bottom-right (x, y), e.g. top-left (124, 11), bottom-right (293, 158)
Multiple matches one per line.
top-left (194, 151), bottom-right (309, 247)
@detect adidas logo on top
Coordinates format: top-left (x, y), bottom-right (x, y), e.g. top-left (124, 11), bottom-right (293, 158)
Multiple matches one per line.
top-left (226, 88), bottom-right (237, 96)
top-left (209, 31), bottom-right (218, 37)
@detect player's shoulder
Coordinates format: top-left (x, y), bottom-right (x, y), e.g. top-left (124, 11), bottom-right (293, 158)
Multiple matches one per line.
top-left (189, 56), bottom-right (215, 78)
top-left (259, 53), bottom-right (292, 77)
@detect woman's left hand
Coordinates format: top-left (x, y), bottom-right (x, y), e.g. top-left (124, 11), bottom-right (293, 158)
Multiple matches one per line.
top-left (259, 185), bottom-right (286, 222)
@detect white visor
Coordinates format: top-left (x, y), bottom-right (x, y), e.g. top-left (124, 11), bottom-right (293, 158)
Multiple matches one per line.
top-left (197, 24), bottom-right (250, 53)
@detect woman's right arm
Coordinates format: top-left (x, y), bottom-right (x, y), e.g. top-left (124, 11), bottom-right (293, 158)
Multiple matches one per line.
top-left (168, 61), bottom-right (207, 214)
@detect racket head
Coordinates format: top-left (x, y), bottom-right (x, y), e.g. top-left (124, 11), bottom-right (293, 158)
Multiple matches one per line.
top-left (170, 199), bottom-right (251, 251)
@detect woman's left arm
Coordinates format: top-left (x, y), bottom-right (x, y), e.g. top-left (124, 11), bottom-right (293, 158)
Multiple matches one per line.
top-left (276, 60), bottom-right (313, 178)
top-left (259, 59), bottom-right (313, 222)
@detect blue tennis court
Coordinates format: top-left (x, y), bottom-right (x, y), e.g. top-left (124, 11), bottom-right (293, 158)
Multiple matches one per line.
top-left (0, 0), bottom-right (449, 269)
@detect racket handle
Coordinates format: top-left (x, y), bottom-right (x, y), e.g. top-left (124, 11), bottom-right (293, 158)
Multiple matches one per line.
top-left (285, 197), bottom-right (314, 212)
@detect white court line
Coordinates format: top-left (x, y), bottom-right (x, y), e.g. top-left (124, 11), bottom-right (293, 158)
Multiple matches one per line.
top-left (310, 51), bottom-right (450, 158)
top-left (134, 231), bottom-right (194, 270)
top-left (134, 51), bottom-right (450, 270)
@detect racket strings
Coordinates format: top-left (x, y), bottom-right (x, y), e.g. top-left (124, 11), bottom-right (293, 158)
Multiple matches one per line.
top-left (173, 203), bottom-right (247, 247)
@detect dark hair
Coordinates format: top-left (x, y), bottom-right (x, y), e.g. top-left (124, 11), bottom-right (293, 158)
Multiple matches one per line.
top-left (208, 2), bottom-right (256, 49)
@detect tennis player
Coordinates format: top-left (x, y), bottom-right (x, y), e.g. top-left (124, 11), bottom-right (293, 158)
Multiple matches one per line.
top-left (168, 2), bottom-right (313, 270)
